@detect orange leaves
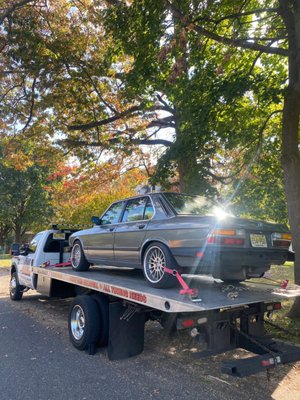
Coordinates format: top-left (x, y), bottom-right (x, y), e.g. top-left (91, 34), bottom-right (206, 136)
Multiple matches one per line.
top-left (51, 162), bottom-right (147, 224)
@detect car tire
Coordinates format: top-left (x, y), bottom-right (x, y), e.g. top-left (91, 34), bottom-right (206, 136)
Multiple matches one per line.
top-left (68, 295), bottom-right (101, 351)
top-left (10, 271), bottom-right (24, 301)
top-left (71, 241), bottom-right (90, 271)
top-left (143, 242), bottom-right (177, 289)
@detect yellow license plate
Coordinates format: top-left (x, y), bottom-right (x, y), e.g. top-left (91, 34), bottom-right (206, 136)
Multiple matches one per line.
top-left (250, 234), bottom-right (267, 248)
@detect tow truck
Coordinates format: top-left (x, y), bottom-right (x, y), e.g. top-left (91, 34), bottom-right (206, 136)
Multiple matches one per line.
top-left (9, 225), bottom-right (300, 377)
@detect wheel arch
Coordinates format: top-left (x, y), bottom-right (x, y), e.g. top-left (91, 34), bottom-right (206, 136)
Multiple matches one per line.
top-left (70, 236), bottom-right (84, 248)
top-left (140, 238), bottom-right (170, 263)
top-left (11, 263), bottom-right (17, 275)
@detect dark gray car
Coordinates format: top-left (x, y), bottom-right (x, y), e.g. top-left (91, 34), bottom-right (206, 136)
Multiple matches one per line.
top-left (69, 192), bottom-right (291, 288)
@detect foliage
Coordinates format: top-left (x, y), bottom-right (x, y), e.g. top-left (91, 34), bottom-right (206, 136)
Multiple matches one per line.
top-left (51, 162), bottom-right (147, 224)
top-left (0, 138), bottom-right (56, 242)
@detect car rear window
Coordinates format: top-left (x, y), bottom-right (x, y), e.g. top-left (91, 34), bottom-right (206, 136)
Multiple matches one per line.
top-left (162, 193), bottom-right (213, 215)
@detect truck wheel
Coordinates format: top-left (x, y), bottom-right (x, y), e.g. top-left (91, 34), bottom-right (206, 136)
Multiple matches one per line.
top-left (10, 271), bottom-right (23, 301)
top-left (143, 242), bottom-right (177, 289)
top-left (71, 241), bottom-right (90, 271)
top-left (68, 295), bottom-right (101, 351)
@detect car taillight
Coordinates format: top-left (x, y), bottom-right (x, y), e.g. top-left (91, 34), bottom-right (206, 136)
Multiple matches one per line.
top-left (271, 232), bottom-right (291, 248)
top-left (207, 229), bottom-right (245, 246)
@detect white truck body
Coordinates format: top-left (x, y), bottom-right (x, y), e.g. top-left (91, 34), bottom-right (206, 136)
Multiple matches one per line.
top-left (13, 229), bottom-right (71, 289)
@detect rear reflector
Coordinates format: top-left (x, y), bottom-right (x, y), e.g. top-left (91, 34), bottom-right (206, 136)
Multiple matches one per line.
top-left (181, 319), bottom-right (195, 328)
top-left (272, 232), bottom-right (291, 248)
top-left (272, 240), bottom-right (290, 248)
top-left (274, 302), bottom-right (282, 310)
top-left (213, 229), bottom-right (236, 236)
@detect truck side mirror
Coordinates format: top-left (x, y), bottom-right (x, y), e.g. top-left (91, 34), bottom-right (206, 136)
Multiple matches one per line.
top-left (91, 216), bottom-right (100, 225)
top-left (10, 243), bottom-right (20, 256)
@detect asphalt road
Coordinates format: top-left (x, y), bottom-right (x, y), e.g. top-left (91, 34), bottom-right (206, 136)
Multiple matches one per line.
top-left (0, 298), bottom-right (224, 400)
top-left (0, 269), bottom-right (299, 400)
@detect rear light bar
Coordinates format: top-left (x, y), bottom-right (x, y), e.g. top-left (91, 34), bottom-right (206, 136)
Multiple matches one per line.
top-left (207, 229), bottom-right (245, 246)
top-left (265, 302), bottom-right (282, 312)
top-left (271, 232), bottom-right (291, 248)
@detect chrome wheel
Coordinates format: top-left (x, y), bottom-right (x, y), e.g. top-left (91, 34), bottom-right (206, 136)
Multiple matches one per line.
top-left (9, 271), bottom-right (23, 301)
top-left (70, 305), bottom-right (85, 341)
top-left (10, 275), bottom-right (17, 296)
top-left (144, 246), bottom-right (166, 283)
top-left (71, 243), bottom-right (81, 269)
top-left (70, 241), bottom-right (90, 271)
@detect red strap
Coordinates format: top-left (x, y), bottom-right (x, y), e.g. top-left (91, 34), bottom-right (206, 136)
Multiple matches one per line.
top-left (164, 267), bottom-right (198, 296)
top-left (41, 261), bottom-right (72, 268)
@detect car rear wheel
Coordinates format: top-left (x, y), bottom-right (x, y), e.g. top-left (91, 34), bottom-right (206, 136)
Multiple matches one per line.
top-left (71, 241), bottom-right (90, 271)
top-left (143, 242), bottom-right (177, 289)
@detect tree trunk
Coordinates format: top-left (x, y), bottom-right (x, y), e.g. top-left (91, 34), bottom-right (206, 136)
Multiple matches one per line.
top-left (280, 0), bottom-right (300, 317)
top-left (14, 223), bottom-right (23, 244)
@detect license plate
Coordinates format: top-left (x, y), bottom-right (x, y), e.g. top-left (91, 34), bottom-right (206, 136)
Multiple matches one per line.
top-left (250, 234), bottom-right (267, 248)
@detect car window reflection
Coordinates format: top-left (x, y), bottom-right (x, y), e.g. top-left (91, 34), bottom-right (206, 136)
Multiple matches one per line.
top-left (101, 202), bottom-right (124, 225)
top-left (122, 197), bottom-right (147, 222)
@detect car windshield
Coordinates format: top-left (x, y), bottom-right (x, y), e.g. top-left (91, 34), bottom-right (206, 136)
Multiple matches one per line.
top-left (163, 193), bottom-right (215, 215)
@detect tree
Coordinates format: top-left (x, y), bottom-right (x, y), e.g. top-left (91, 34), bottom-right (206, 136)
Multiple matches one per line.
top-left (160, 0), bottom-right (300, 315)
top-left (50, 161), bottom-right (147, 224)
top-left (0, 136), bottom-right (60, 242)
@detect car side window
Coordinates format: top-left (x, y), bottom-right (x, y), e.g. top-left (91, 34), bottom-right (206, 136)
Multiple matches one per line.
top-left (144, 198), bottom-right (154, 220)
top-left (101, 202), bottom-right (124, 225)
top-left (122, 197), bottom-right (148, 222)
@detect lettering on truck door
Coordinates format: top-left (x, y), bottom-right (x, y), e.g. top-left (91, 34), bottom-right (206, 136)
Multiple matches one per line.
top-left (17, 232), bottom-right (44, 288)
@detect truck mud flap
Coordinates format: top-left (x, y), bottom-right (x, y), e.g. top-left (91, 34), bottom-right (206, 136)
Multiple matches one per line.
top-left (221, 341), bottom-right (300, 377)
top-left (107, 302), bottom-right (145, 361)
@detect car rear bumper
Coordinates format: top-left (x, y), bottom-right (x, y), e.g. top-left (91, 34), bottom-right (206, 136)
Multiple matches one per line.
top-left (171, 246), bottom-right (289, 280)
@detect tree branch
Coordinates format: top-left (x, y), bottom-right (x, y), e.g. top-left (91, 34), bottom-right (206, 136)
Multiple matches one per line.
top-left (22, 77), bottom-right (36, 133)
top-left (192, 7), bottom-right (279, 26)
top-left (164, 1), bottom-right (288, 57)
top-left (0, 0), bottom-right (35, 24)
top-left (67, 105), bottom-right (142, 131)
top-left (67, 104), bottom-right (173, 132)
top-left (59, 137), bottom-right (173, 148)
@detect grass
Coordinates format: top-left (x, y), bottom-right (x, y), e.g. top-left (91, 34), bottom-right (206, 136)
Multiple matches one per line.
top-left (0, 259), bottom-right (11, 267)
top-left (255, 264), bottom-right (300, 344)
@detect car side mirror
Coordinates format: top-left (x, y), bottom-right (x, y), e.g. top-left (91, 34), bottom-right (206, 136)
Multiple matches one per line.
top-left (91, 216), bottom-right (101, 225)
top-left (10, 243), bottom-right (20, 256)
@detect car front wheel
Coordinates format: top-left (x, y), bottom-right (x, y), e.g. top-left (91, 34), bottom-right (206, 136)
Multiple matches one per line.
top-left (143, 242), bottom-right (177, 289)
top-left (71, 241), bottom-right (90, 272)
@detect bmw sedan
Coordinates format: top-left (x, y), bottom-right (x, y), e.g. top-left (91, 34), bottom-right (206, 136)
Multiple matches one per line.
top-left (69, 192), bottom-right (291, 288)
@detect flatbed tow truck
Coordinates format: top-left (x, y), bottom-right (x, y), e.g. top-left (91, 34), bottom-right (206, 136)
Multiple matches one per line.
top-left (9, 226), bottom-right (300, 377)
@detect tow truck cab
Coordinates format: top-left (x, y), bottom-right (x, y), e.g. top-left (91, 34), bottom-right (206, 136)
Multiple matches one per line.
top-left (11, 227), bottom-right (75, 290)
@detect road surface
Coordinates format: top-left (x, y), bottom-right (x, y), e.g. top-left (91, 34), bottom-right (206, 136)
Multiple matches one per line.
top-left (0, 266), bottom-right (299, 400)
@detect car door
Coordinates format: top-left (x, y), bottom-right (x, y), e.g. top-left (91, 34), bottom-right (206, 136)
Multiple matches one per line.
top-left (87, 201), bottom-right (125, 264)
top-left (114, 196), bottom-right (154, 267)
top-left (17, 232), bottom-right (44, 287)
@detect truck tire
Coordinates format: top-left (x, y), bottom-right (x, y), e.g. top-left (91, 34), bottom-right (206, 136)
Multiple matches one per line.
top-left (143, 242), bottom-right (177, 289)
top-left (68, 295), bottom-right (101, 351)
top-left (10, 271), bottom-right (23, 301)
top-left (71, 241), bottom-right (90, 272)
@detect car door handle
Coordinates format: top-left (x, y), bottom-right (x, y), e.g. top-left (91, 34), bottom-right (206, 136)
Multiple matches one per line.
top-left (138, 224), bottom-right (146, 229)
top-left (109, 227), bottom-right (115, 232)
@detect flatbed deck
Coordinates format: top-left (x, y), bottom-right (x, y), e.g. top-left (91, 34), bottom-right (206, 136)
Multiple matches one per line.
top-left (34, 265), bottom-right (300, 313)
